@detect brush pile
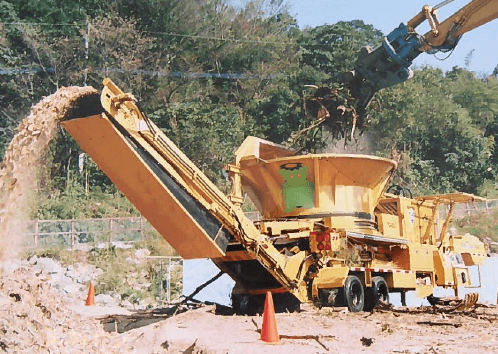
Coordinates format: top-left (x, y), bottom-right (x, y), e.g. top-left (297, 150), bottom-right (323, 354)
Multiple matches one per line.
top-left (289, 85), bottom-right (366, 152)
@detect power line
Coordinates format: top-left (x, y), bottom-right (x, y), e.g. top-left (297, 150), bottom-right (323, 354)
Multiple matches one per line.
top-left (0, 67), bottom-right (54, 75)
top-left (0, 21), bottom-right (294, 45)
top-left (105, 68), bottom-right (283, 79)
top-left (0, 21), bottom-right (310, 47)
top-left (0, 67), bottom-right (283, 80)
top-left (0, 20), bottom-right (369, 49)
top-left (0, 21), bottom-right (84, 27)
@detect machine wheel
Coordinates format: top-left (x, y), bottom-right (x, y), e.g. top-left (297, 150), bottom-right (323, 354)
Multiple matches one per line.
top-left (318, 288), bottom-right (339, 307)
top-left (231, 294), bottom-right (264, 315)
top-left (272, 292), bottom-right (301, 313)
top-left (364, 276), bottom-right (389, 311)
top-left (231, 293), bottom-right (249, 315)
top-left (340, 275), bottom-right (365, 312)
top-left (232, 292), bottom-right (300, 315)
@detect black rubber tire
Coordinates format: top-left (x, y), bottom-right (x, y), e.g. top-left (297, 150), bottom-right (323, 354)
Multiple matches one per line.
top-left (231, 292), bottom-right (301, 315)
top-left (342, 275), bottom-right (365, 312)
top-left (364, 276), bottom-right (389, 311)
top-left (272, 292), bottom-right (301, 313)
top-left (231, 293), bottom-right (265, 315)
top-left (231, 293), bottom-right (249, 315)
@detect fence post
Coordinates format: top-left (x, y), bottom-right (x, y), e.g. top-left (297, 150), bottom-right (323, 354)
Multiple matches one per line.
top-left (140, 217), bottom-right (144, 241)
top-left (158, 261), bottom-right (163, 299)
top-left (167, 258), bottom-right (171, 303)
top-left (71, 220), bottom-right (75, 249)
top-left (109, 218), bottom-right (113, 243)
top-left (34, 220), bottom-right (39, 247)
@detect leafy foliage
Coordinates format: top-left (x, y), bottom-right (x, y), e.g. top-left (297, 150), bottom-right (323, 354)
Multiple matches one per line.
top-left (369, 67), bottom-right (495, 195)
top-left (299, 20), bottom-right (383, 77)
top-left (154, 101), bottom-right (261, 186)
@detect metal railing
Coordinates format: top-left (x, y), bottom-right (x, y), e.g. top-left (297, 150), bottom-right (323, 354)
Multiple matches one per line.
top-left (21, 202), bottom-right (496, 250)
top-left (442, 200), bottom-right (498, 219)
top-left (147, 256), bottom-right (183, 302)
top-left (22, 212), bottom-right (262, 250)
top-left (22, 216), bottom-right (155, 249)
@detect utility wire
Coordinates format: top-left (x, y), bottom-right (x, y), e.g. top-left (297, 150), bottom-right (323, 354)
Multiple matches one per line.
top-left (0, 67), bottom-right (55, 75)
top-left (0, 67), bottom-right (283, 80)
top-left (105, 68), bottom-right (283, 79)
top-left (0, 21), bottom-right (293, 45)
top-left (0, 21), bottom-right (363, 47)
top-left (0, 21), bottom-right (84, 27)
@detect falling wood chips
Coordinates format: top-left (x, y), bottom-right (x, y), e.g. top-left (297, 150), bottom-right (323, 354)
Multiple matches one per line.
top-left (0, 86), bottom-right (98, 259)
top-left (0, 86), bottom-right (130, 352)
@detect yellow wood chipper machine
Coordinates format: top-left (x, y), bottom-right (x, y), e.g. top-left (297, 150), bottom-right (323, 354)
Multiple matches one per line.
top-left (61, 78), bottom-right (487, 313)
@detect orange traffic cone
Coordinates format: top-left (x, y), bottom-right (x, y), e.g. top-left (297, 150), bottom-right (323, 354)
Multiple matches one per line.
top-left (85, 282), bottom-right (95, 306)
top-left (261, 291), bottom-right (279, 344)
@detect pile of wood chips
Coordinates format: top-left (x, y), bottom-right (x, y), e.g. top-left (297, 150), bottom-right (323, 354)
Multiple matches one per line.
top-left (0, 266), bottom-right (122, 353)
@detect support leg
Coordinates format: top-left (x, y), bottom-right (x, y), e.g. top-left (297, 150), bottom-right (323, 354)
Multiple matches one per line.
top-left (401, 291), bottom-right (406, 307)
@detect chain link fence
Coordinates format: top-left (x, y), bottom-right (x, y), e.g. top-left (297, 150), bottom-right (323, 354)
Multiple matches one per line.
top-left (21, 217), bottom-right (184, 302)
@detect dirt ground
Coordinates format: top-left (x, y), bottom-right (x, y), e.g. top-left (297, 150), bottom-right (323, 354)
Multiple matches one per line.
top-left (2, 262), bottom-right (497, 354)
top-left (95, 303), bottom-right (498, 354)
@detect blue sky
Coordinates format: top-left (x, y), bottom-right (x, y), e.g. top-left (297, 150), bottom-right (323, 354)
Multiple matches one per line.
top-left (235, 0), bottom-right (498, 75)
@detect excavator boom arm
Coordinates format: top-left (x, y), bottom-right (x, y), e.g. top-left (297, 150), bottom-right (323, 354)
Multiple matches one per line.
top-left (421, 0), bottom-right (498, 51)
top-left (343, 0), bottom-right (498, 115)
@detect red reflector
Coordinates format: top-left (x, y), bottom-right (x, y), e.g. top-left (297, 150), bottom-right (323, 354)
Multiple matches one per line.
top-left (316, 234), bottom-right (324, 243)
top-left (324, 242), bottom-right (331, 250)
top-left (317, 243), bottom-right (324, 250)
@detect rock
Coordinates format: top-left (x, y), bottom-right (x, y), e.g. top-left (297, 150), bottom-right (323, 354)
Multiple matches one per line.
top-left (120, 299), bottom-right (134, 309)
top-left (32, 256), bottom-right (65, 274)
top-left (95, 294), bottom-right (119, 307)
top-left (0, 259), bottom-right (28, 274)
top-left (63, 283), bottom-right (84, 295)
top-left (111, 241), bottom-right (133, 249)
top-left (134, 248), bottom-right (150, 259)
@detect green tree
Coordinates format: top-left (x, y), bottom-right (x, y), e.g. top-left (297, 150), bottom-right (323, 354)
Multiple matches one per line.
top-left (370, 67), bottom-right (494, 195)
top-left (299, 20), bottom-right (383, 78)
top-left (152, 100), bottom-right (261, 187)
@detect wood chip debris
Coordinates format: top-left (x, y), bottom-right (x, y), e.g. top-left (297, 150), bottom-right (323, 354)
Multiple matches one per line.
top-left (0, 86), bottom-right (99, 260)
top-left (250, 318), bottom-right (334, 350)
top-left (0, 267), bottom-right (122, 353)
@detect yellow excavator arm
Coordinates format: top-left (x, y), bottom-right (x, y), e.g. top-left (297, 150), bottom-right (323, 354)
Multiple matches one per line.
top-left (342, 0), bottom-right (498, 115)
top-left (410, 0), bottom-right (498, 51)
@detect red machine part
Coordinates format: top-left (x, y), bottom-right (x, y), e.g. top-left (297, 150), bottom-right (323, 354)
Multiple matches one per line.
top-left (312, 231), bottom-right (331, 251)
